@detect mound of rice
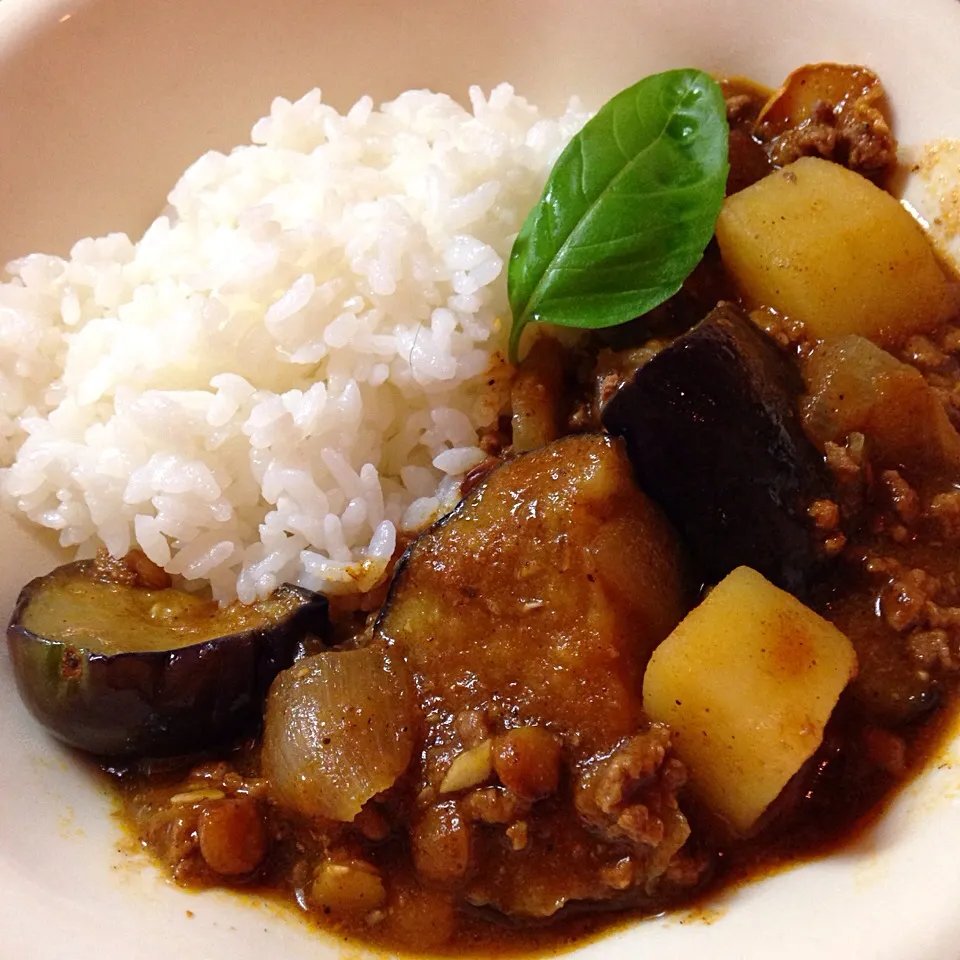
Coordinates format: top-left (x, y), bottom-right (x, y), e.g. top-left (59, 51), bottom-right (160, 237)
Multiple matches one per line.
top-left (0, 85), bottom-right (589, 602)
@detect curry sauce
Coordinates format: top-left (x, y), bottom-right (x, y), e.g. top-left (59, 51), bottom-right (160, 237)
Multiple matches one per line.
top-left (65, 67), bottom-right (960, 955)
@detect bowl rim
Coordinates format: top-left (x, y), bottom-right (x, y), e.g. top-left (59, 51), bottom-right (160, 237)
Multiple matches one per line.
top-left (4, 0), bottom-right (960, 958)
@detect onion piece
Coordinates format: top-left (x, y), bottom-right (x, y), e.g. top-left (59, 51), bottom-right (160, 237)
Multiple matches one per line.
top-left (510, 337), bottom-right (567, 454)
top-left (262, 645), bottom-right (415, 822)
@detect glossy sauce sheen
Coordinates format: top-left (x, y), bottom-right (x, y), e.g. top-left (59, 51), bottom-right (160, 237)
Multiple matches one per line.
top-left (380, 435), bottom-right (688, 756)
top-left (103, 73), bottom-right (960, 956)
top-left (378, 435), bottom-right (694, 919)
top-left (21, 564), bottom-right (305, 654)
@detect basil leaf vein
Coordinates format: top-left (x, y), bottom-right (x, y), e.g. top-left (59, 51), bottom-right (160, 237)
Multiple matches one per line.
top-left (507, 68), bottom-right (729, 361)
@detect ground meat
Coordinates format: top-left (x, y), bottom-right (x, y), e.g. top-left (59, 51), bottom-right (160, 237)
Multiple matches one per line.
top-left (505, 821), bottom-right (529, 851)
top-left (354, 804), bottom-right (391, 842)
top-left (722, 85), bottom-right (773, 194)
top-left (903, 335), bottom-right (951, 373)
top-left (598, 858), bottom-right (636, 891)
top-left (570, 341), bottom-right (672, 432)
top-left (927, 490), bottom-right (960, 540)
top-left (932, 384), bottom-right (960, 434)
top-left (152, 805), bottom-right (204, 881)
top-left (92, 546), bottom-right (172, 589)
top-left (941, 326), bottom-right (960, 356)
top-left (766, 100), bottom-right (897, 179)
top-left (907, 628), bottom-right (956, 670)
top-left (823, 433), bottom-right (871, 521)
top-left (571, 728), bottom-right (703, 901)
top-left (184, 760), bottom-right (234, 786)
top-left (880, 567), bottom-right (941, 632)
top-left (598, 371), bottom-right (621, 408)
top-left (767, 102), bottom-right (837, 161)
top-left (862, 553), bottom-right (904, 578)
top-left (750, 306), bottom-right (809, 353)
top-left (838, 107), bottom-right (898, 175)
top-left (726, 129), bottom-right (773, 194)
top-left (575, 727), bottom-right (690, 856)
top-left (807, 498), bottom-right (847, 557)
top-left (880, 470), bottom-right (921, 540)
top-left (119, 760), bottom-right (276, 884)
top-left (478, 417), bottom-right (510, 457)
top-left (453, 708), bottom-right (493, 749)
top-left (923, 602), bottom-right (960, 632)
top-left (902, 323), bottom-right (960, 412)
top-left (451, 725), bottom-right (702, 920)
top-left (725, 93), bottom-right (758, 124)
top-left (882, 470), bottom-right (920, 524)
top-left (808, 499), bottom-right (841, 532)
top-left (461, 786), bottom-right (529, 825)
top-left (824, 434), bottom-right (867, 479)
top-left (863, 554), bottom-right (960, 675)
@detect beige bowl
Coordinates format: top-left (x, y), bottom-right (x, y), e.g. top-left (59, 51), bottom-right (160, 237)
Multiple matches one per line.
top-left (2, 0), bottom-right (960, 957)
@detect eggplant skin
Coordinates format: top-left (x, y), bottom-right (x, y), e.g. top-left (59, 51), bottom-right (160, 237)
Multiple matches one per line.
top-left (6, 565), bottom-right (328, 758)
top-left (376, 434), bottom-right (691, 752)
top-left (602, 303), bottom-right (829, 597)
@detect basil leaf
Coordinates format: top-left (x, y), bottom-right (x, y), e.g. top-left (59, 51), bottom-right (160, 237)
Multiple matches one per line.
top-left (507, 68), bottom-right (729, 361)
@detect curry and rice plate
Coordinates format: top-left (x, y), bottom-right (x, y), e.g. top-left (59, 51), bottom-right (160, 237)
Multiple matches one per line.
top-left (0, 84), bottom-right (587, 602)
top-left (6, 63), bottom-right (960, 957)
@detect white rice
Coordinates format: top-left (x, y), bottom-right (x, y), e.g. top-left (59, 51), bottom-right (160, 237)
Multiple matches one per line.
top-left (0, 84), bottom-right (589, 602)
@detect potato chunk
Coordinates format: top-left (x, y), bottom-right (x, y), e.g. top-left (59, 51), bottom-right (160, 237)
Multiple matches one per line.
top-left (716, 156), bottom-right (954, 345)
top-left (802, 335), bottom-right (960, 473)
top-left (643, 566), bottom-right (857, 834)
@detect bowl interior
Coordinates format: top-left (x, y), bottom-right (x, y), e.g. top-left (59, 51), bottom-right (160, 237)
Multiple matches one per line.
top-left (3, 0), bottom-right (960, 957)
top-left (3, 0), bottom-right (960, 267)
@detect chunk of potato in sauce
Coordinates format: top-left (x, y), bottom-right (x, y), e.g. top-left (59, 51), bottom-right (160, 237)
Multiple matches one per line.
top-left (644, 567), bottom-right (857, 834)
top-left (717, 157), bottom-right (956, 345)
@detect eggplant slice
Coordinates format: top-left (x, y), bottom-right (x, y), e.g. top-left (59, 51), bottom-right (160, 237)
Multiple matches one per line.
top-left (6, 560), bottom-right (328, 758)
top-left (375, 434), bottom-right (700, 918)
top-left (602, 302), bottom-right (830, 596)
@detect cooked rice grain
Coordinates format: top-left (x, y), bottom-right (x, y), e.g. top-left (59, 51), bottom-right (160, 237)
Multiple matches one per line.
top-left (0, 85), bottom-right (588, 602)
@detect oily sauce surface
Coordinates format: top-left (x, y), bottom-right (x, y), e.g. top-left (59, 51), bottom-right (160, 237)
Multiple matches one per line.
top-left (101, 74), bottom-right (960, 957)
top-left (104, 415), bottom-right (960, 956)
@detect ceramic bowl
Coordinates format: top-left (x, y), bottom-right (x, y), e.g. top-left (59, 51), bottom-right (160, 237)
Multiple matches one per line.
top-left (3, 0), bottom-right (960, 957)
